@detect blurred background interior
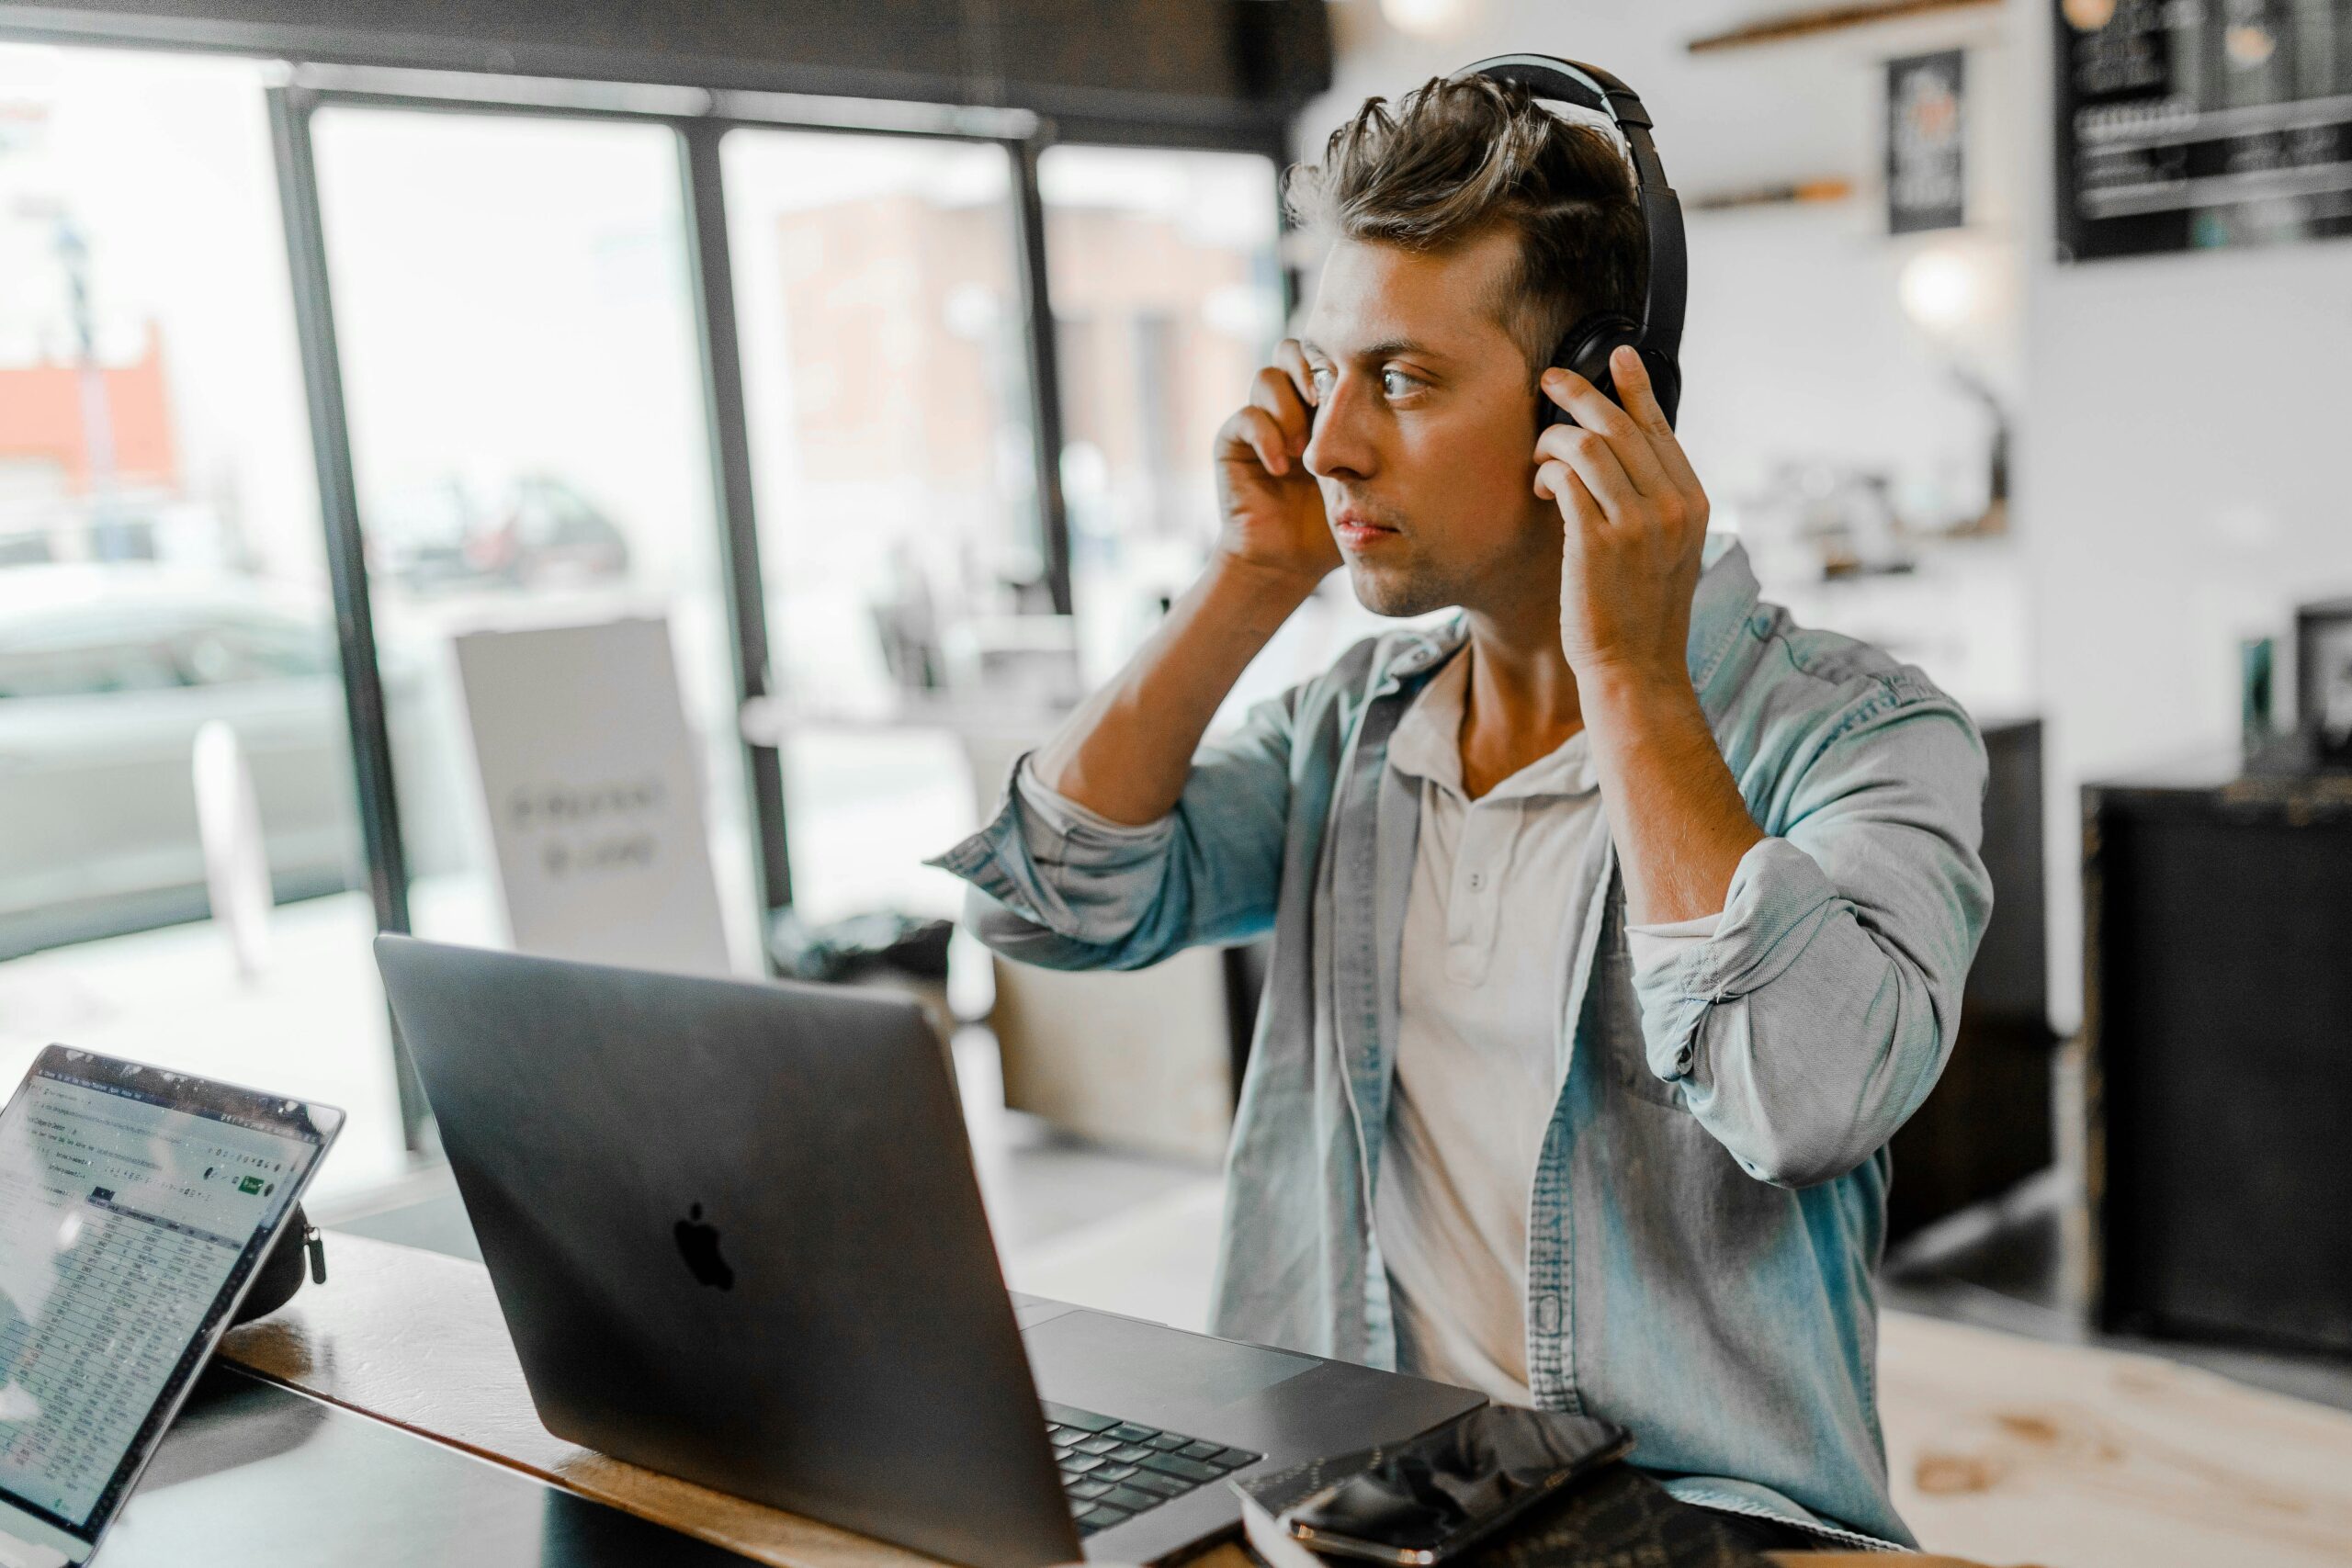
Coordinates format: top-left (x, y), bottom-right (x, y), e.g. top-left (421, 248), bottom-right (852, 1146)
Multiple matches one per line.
top-left (2, 2), bottom-right (2350, 1562)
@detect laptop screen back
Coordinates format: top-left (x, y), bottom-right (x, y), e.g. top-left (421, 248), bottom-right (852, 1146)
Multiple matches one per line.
top-left (0, 1048), bottom-right (340, 1566)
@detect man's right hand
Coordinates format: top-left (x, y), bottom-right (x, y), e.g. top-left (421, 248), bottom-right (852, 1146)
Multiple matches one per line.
top-left (1027, 343), bottom-right (1337, 827)
top-left (1212, 338), bottom-right (1340, 591)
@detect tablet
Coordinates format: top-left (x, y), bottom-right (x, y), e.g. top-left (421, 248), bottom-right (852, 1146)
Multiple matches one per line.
top-left (0, 1047), bottom-right (342, 1568)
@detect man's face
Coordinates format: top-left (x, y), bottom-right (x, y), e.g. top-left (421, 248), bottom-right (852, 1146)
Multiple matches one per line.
top-left (1299, 228), bottom-right (1554, 619)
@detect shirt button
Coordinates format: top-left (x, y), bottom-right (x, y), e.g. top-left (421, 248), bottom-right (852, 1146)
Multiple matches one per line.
top-left (1467, 872), bottom-right (1485, 891)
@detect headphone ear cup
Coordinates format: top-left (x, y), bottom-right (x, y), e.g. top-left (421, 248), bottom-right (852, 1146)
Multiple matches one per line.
top-left (1640, 349), bottom-right (1682, 430)
top-left (1544, 315), bottom-right (1643, 428)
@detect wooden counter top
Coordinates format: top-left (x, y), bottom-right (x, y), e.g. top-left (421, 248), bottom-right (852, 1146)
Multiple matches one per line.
top-left (218, 1231), bottom-right (2352, 1568)
top-left (218, 1232), bottom-right (922, 1568)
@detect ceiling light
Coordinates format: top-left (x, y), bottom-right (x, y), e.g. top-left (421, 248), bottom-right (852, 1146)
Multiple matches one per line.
top-left (1897, 246), bottom-right (1980, 341)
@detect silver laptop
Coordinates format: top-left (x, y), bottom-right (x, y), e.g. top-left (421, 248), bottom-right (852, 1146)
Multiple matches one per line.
top-left (375, 934), bottom-right (1481, 1568)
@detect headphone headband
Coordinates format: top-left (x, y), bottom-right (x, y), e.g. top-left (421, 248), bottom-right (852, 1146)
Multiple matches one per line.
top-left (1451, 53), bottom-right (1687, 412)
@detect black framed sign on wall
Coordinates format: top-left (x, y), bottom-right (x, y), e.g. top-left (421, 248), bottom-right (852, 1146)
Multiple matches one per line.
top-left (1888, 49), bottom-right (1966, 234)
top-left (2053, 0), bottom-right (2352, 261)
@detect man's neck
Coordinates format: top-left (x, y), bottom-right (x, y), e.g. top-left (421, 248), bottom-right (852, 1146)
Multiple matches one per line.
top-left (1455, 605), bottom-right (1585, 801)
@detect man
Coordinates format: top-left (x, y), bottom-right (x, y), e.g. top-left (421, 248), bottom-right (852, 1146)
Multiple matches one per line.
top-left (933, 73), bottom-right (1989, 1550)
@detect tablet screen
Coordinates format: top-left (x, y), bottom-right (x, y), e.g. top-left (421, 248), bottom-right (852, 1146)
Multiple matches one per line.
top-left (0, 1048), bottom-right (341, 1565)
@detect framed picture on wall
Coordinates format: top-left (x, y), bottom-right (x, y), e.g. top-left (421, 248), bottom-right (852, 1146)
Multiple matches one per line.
top-left (2052, 0), bottom-right (2352, 261)
top-left (1887, 50), bottom-right (1965, 234)
top-left (2298, 599), bottom-right (2352, 765)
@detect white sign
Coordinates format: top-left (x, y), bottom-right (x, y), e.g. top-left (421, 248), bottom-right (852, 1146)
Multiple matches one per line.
top-left (454, 617), bottom-right (733, 978)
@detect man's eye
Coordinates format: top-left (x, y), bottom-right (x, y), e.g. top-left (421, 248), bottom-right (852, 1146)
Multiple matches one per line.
top-left (1380, 368), bottom-right (1420, 399)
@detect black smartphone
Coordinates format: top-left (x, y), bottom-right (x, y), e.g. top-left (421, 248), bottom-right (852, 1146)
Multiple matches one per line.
top-left (1281, 1405), bottom-right (1633, 1566)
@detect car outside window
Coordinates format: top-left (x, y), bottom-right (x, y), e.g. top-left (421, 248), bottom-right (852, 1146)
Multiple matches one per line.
top-left (0, 629), bottom-right (183, 700)
top-left (175, 613), bottom-right (337, 686)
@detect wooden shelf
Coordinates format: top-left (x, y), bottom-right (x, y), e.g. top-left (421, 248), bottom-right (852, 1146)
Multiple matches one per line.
top-left (1689, 175), bottom-right (1857, 210)
top-left (1689, 0), bottom-right (2001, 54)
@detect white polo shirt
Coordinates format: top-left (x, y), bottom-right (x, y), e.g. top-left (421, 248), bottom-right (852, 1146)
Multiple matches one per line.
top-left (1374, 648), bottom-right (1711, 1404)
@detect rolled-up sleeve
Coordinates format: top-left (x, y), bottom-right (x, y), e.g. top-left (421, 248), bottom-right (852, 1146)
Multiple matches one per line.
top-left (925, 689), bottom-right (1299, 972)
top-left (1629, 690), bottom-right (1992, 1188)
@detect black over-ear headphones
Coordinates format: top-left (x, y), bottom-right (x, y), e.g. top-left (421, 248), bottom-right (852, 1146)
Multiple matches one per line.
top-left (1453, 54), bottom-right (1687, 431)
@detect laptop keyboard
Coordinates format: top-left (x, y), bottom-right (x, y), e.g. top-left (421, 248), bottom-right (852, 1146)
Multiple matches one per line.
top-left (1043, 1401), bottom-right (1261, 1537)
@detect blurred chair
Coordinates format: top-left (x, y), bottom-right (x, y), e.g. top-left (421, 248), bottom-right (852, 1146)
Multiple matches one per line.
top-left (957, 730), bottom-right (1235, 1164)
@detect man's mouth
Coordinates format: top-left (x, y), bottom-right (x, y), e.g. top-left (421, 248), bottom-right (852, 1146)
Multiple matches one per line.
top-left (1332, 510), bottom-right (1401, 550)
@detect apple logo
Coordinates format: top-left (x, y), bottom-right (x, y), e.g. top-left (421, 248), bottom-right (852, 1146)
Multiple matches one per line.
top-left (673, 1202), bottom-right (734, 1291)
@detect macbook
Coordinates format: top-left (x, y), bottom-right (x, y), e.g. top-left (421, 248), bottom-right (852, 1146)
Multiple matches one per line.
top-left (376, 934), bottom-right (1481, 1568)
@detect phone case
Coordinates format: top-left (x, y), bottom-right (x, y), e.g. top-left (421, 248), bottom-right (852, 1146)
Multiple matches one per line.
top-left (1281, 1404), bottom-right (1633, 1563)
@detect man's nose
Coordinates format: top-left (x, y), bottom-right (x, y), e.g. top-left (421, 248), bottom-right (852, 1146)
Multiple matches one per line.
top-left (1302, 378), bottom-right (1374, 481)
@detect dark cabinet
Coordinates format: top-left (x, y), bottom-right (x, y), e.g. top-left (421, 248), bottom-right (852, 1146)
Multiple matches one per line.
top-left (2084, 760), bottom-right (2352, 1355)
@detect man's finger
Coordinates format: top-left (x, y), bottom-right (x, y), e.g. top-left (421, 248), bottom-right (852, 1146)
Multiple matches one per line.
top-left (1535, 420), bottom-right (1643, 528)
top-left (1274, 337), bottom-right (1317, 410)
top-left (1535, 461), bottom-right (1603, 529)
top-left (1223, 404), bottom-right (1295, 477)
top-left (1607, 347), bottom-right (1704, 499)
top-left (1540, 368), bottom-right (1671, 498)
top-left (1535, 411), bottom-right (1668, 510)
top-left (1248, 364), bottom-right (1314, 456)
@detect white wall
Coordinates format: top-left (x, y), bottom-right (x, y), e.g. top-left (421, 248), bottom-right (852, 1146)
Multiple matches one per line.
top-left (1304, 0), bottom-right (2352, 1031)
top-left (2012, 0), bottom-right (2352, 1027)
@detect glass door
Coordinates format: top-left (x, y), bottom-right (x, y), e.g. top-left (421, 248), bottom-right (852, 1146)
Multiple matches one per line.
top-left (721, 129), bottom-right (1041, 924)
top-left (307, 107), bottom-right (762, 970)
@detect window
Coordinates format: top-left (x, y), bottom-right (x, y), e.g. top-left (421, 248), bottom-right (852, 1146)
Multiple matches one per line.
top-left (0, 44), bottom-right (405, 1201)
top-left (1036, 146), bottom-right (1284, 685)
top-left (310, 107), bottom-right (761, 964)
top-left (723, 129), bottom-right (1040, 922)
top-left (0, 34), bottom-right (1297, 1206)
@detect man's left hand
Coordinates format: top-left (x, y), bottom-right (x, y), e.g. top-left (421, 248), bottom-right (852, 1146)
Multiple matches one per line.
top-left (1535, 345), bottom-right (1757, 925)
top-left (1533, 344), bottom-right (1711, 682)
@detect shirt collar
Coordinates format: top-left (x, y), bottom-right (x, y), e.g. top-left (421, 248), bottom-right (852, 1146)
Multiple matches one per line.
top-left (1686, 532), bottom-right (1760, 704)
top-left (1385, 646), bottom-right (1467, 792)
top-left (1385, 645), bottom-right (1596, 801)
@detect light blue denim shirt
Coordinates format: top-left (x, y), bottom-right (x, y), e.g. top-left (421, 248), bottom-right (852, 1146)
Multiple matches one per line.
top-left (932, 537), bottom-right (1990, 1548)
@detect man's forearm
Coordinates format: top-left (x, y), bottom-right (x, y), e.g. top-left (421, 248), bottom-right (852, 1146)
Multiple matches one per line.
top-left (1581, 664), bottom-right (1764, 926)
top-left (1029, 557), bottom-right (1315, 827)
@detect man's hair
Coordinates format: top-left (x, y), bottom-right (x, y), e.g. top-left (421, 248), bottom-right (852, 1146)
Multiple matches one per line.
top-left (1285, 73), bottom-right (1647, 387)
